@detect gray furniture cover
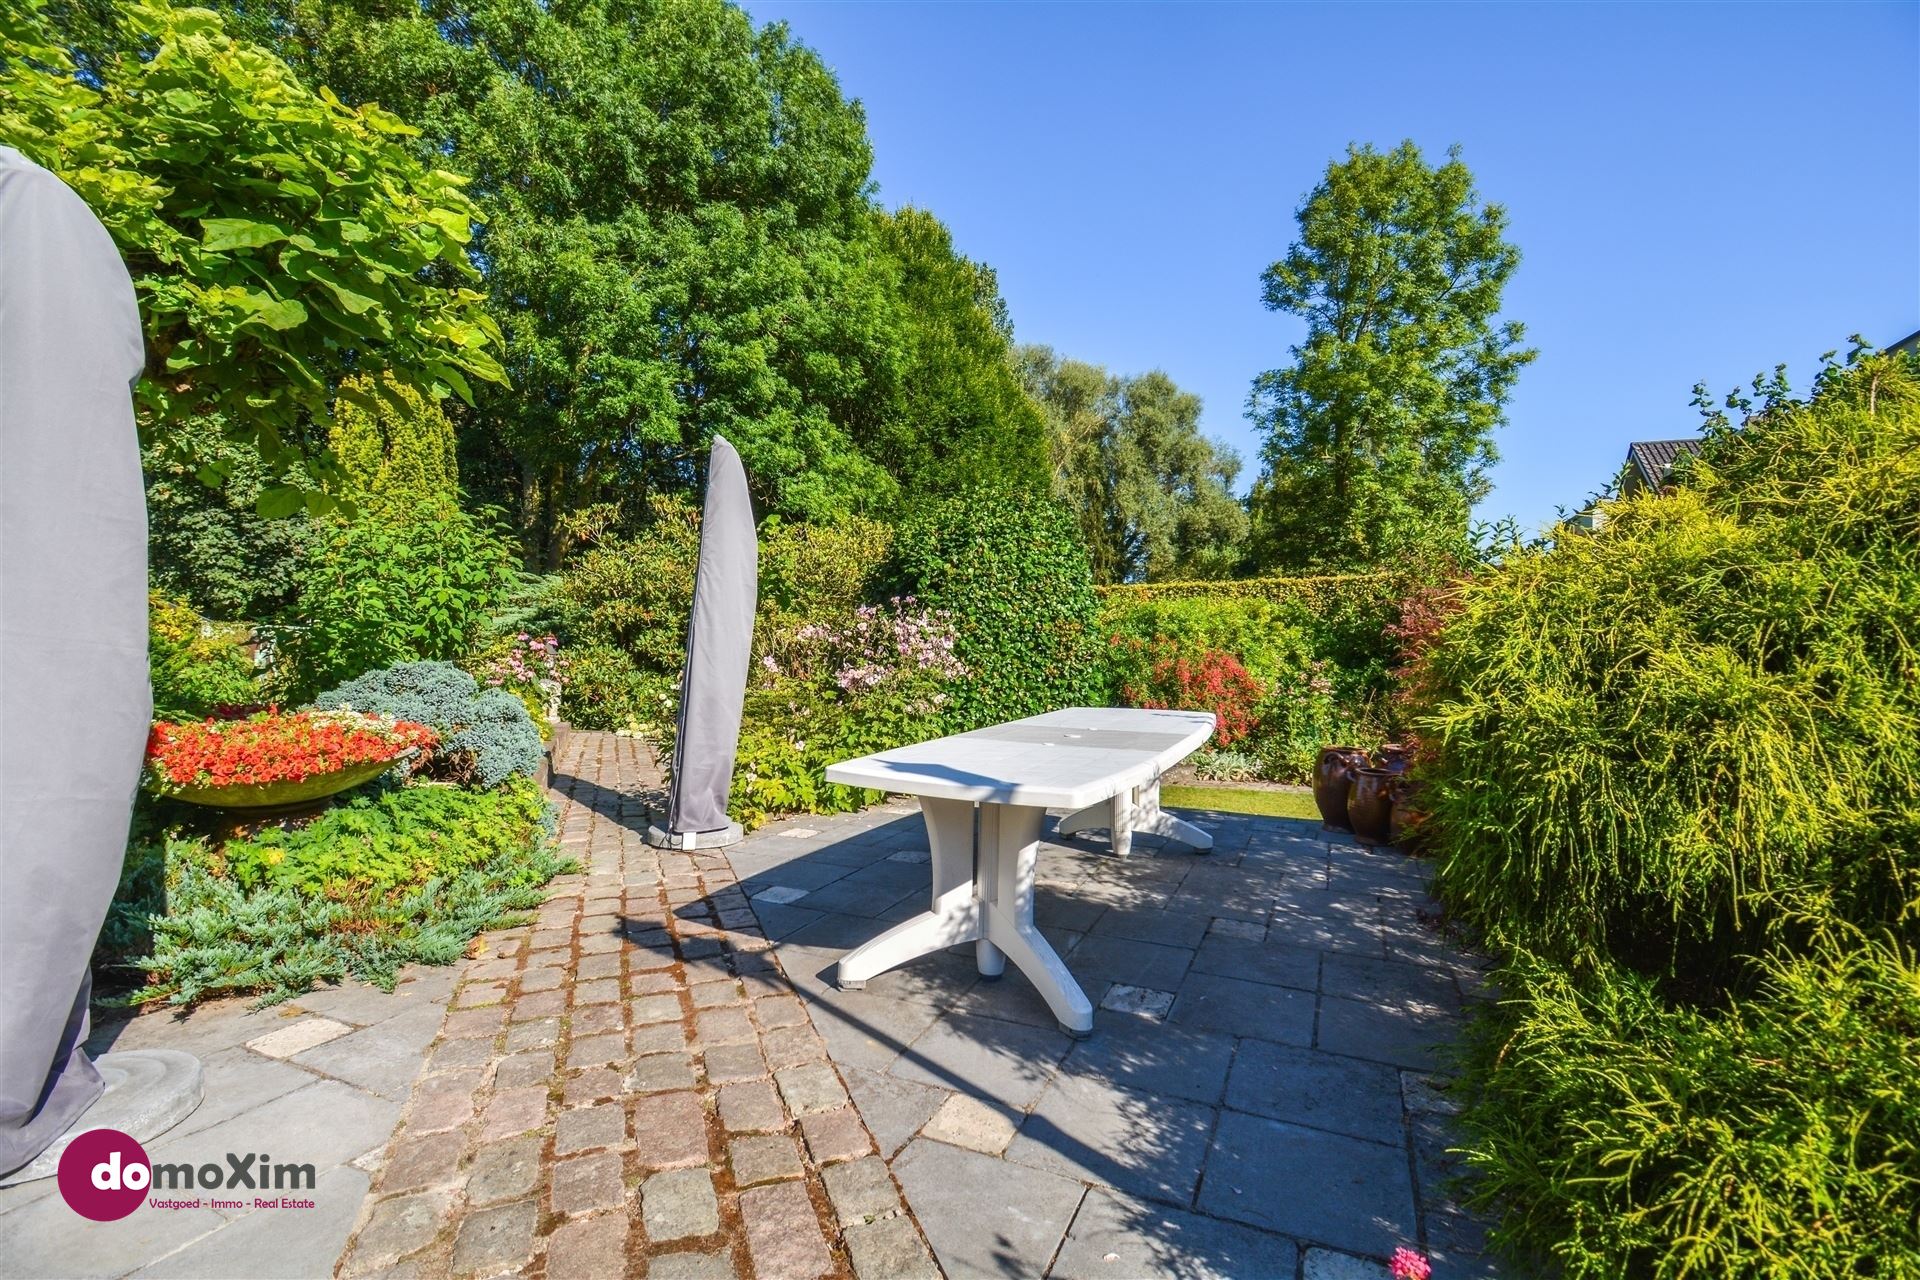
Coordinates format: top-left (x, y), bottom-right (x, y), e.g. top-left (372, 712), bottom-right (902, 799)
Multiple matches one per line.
top-left (662, 435), bottom-right (756, 840)
top-left (0, 146), bottom-right (151, 1174)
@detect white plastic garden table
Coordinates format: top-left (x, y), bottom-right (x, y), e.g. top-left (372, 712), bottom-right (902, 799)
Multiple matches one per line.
top-left (823, 706), bottom-right (1216, 1036)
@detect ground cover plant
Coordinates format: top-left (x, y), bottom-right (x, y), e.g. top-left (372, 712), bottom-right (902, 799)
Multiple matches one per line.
top-left (110, 778), bottom-right (567, 1006)
top-left (1409, 350), bottom-right (1920, 1277)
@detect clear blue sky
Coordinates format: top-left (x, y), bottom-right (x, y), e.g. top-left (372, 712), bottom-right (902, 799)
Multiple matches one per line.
top-left (741, 0), bottom-right (1918, 533)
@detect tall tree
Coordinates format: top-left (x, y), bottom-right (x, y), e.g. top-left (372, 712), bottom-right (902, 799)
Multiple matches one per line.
top-left (1020, 346), bottom-right (1247, 583)
top-left (199, 0), bottom-right (1050, 563)
top-left (1247, 141), bottom-right (1534, 570)
top-left (863, 207), bottom-right (1048, 505)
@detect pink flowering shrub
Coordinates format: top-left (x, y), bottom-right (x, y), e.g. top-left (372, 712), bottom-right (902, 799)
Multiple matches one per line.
top-left (477, 632), bottom-right (568, 721)
top-left (764, 596), bottom-right (966, 704)
top-left (1389, 1248), bottom-right (1431, 1280)
top-left (729, 597), bottom-right (970, 829)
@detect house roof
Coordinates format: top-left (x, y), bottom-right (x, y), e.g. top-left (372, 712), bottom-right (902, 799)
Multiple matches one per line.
top-left (1888, 328), bottom-right (1920, 356)
top-left (1626, 438), bottom-right (1704, 489)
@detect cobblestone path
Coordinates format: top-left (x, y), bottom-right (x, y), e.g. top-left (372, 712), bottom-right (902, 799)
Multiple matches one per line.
top-left (335, 731), bottom-right (937, 1279)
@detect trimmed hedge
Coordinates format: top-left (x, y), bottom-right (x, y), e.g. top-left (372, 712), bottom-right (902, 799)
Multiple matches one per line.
top-left (1096, 570), bottom-right (1391, 608)
top-left (892, 490), bottom-right (1103, 728)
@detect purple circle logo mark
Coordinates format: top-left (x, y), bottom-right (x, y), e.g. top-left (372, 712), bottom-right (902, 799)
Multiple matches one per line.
top-left (57, 1128), bottom-right (150, 1221)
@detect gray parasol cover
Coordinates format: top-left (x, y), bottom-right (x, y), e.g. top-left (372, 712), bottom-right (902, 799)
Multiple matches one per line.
top-left (0, 148), bottom-right (151, 1174)
top-left (655, 435), bottom-right (756, 846)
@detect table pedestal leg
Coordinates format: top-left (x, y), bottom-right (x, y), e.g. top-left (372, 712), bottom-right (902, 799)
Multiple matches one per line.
top-left (837, 798), bottom-right (1096, 1037)
top-left (1056, 776), bottom-right (1212, 858)
top-left (980, 803), bottom-right (1093, 1037)
top-left (836, 797), bottom-right (980, 990)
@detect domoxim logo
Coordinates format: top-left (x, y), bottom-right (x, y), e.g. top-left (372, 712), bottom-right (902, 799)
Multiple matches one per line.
top-left (57, 1128), bottom-right (150, 1222)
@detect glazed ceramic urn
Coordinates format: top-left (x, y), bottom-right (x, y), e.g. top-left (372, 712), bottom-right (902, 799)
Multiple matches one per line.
top-left (1312, 746), bottom-right (1371, 832)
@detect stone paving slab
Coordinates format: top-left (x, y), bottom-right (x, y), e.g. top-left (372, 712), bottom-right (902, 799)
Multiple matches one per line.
top-left (333, 730), bottom-right (937, 1280)
top-left (0, 965), bottom-right (455, 1280)
top-left (737, 796), bottom-right (1514, 1278)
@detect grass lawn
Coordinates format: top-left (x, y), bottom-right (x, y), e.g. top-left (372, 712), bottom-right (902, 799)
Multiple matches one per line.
top-left (1161, 783), bottom-right (1320, 821)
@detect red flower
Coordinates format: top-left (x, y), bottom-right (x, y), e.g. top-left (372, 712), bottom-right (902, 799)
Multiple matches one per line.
top-left (1123, 647), bottom-right (1264, 747)
top-left (145, 710), bottom-right (437, 790)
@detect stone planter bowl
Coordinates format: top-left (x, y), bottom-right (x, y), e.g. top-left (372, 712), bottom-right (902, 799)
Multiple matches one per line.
top-left (156, 750), bottom-right (414, 811)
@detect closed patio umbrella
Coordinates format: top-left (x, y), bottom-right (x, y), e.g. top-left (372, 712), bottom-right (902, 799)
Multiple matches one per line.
top-left (0, 147), bottom-right (199, 1181)
top-left (647, 435), bottom-right (756, 850)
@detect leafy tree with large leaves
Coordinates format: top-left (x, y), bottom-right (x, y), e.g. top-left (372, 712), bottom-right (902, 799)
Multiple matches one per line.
top-left (1020, 346), bottom-right (1247, 583)
top-left (0, 0), bottom-right (504, 513)
top-left (1247, 141), bottom-right (1534, 570)
top-left (210, 0), bottom-right (1043, 561)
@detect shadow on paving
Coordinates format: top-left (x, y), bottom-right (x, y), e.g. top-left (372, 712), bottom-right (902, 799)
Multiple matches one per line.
top-left (659, 800), bottom-right (1507, 1279)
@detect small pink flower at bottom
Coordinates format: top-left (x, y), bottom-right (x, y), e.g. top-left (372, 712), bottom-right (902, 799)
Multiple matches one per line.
top-left (1390, 1248), bottom-right (1432, 1280)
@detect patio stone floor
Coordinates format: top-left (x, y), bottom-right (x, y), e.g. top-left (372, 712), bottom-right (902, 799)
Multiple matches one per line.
top-left (735, 801), bottom-right (1510, 1279)
top-left (0, 729), bottom-right (1510, 1280)
top-left (0, 965), bottom-right (456, 1280)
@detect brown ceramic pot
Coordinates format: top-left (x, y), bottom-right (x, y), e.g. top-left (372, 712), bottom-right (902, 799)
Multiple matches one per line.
top-left (1373, 742), bottom-right (1414, 774)
top-left (1347, 767), bottom-right (1397, 845)
top-left (1312, 746), bottom-right (1370, 832)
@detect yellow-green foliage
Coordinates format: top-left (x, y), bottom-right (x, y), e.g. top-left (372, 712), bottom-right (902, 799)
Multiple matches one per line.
top-left (329, 373), bottom-right (460, 517)
top-left (149, 589), bottom-right (257, 716)
top-left (1417, 356), bottom-right (1920, 977)
top-left (759, 515), bottom-right (895, 628)
top-left (1460, 932), bottom-right (1920, 1279)
top-left (1416, 354), bottom-right (1920, 1278)
top-left (0, 0), bottom-right (503, 507)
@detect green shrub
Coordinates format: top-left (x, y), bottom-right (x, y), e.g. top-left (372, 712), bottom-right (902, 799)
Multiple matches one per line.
top-left (1414, 356), bottom-right (1920, 979)
top-left (328, 372), bottom-right (461, 520)
top-left (118, 785), bottom-right (568, 1007)
top-left (1413, 352), bottom-right (1920, 1277)
top-left (892, 490), bottom-right (1103, 727)
top-left (728, 681), bottom-right (872, 829)
top-left (717, 597), bottom-right (966, 829)
top-left (1101, 596), bottom-right (1310, 689)
top-left (555, 496), bottom-right (701, 677)
top-left (559, 646), bottom-right (674, 734)
top-left (759, 515), bottom-right (895, 624)
top-left (311, 661), bottom-right (541, 788)
top-left (1458, 932), bottom-right (1920, 1278)
top-left (280, 509), bottom-right (519, 698)
top-left (144, 421), bottom-right (312, 621)
top-left (149, 590), bottom-right (258, 717)
top-left (1098, 570), bottom-right (1404, 686)
top-left (1250, 658), bottom-right (1355, 782)
top-left (223, 776), bottom-right (552, 892)
top-left (1100, 593), bottom-right (1383, 781)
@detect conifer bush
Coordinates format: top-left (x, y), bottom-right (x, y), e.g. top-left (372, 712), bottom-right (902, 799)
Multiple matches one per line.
top-left (1458, 932), bottom-right (1920, 1277)
top-left (1411, 352), bottom-right (1920, 1276)
top-left (1417, 354), bottom-right (1920, 977)
top-left (312, 661), bottom-right (542, 788)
